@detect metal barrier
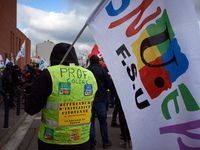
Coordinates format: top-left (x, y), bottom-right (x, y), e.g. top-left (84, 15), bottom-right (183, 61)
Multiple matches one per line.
top-left (16, 87), bottom-right (21, 116)
top-left (3, 93), bottom-right (9, 128)
top-left (2, 85), bottom-right (28, 128)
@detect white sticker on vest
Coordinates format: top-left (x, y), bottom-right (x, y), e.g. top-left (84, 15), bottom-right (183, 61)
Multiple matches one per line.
top-left (84, 84), bottom-right (93, 96)
top-left (58, 82), bottom-right (71, 95)
top-left (69, 128), bottom-right (81, 141)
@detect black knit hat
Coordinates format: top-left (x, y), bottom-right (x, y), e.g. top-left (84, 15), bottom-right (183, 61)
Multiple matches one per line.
top-left (50, 43), bottom-right (79, 66)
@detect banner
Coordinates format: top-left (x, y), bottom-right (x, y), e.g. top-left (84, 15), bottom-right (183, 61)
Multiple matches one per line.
top-left (87, 0), bottom-right (200, 149)
top-left (16, 40), bottom-right (26, 61)
top-left (39, 58), bottom-right (49, 70)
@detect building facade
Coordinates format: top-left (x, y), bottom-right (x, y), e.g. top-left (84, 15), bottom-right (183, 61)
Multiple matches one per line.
top-left (78, 56), bottom-right (87, 68)
top-left (36, 41), bottom-right (55, 65)
top-left (34, 41), bottom-right (88, 68)
top-left (0, 0), bottom-right (31, 69)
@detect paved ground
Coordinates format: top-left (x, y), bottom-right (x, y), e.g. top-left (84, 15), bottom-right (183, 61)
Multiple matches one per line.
top-left (0, 94), bottom-right (131, 150)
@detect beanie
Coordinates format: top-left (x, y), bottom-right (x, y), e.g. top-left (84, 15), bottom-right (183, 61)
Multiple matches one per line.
top-left (50, 43), bottom-right (79, 66)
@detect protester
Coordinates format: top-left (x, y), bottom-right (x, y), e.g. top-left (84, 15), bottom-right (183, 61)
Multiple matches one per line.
top-left (35, 68), bottom-right (42, 77)
top-left (13, 65), bottom-right (22, 86)
top-left (106, 89), bottom-right (110, 111)
top-left (109, 75), bottom-right (120, 128)
top-left (118, 99), bottom-right (132, 149)
top-left (0, 72), bottom-right (2, 92)
top-left (2, 62), bottom-right (18, 109)
top-left (111, 85), bottom-right (132, 149)
top-left (87, 55), bottom-right (113, 149)
top-left (20, 64), bottom-right (35, 94)
top-left (25, 43), bottom-right (97, 150)
top-left (24, 69), bottom-right (34, 94)
top-left (109, 91), bottom-right (115, 108)
top-left (110, 96), bottom-right (120, 128)
top-left (21, 65), bottom-right (28, 83)
top-left (13, 65), bottom-right (21, 78)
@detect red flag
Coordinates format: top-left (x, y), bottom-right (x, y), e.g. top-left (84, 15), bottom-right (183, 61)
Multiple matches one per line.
top-left (88, 44), bottom-right (103, 59)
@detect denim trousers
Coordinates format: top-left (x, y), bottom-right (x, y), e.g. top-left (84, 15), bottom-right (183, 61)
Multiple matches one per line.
top-left (90, 101), bottom-right (109, 146)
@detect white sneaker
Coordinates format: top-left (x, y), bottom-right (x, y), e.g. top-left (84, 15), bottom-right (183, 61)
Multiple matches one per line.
top-left (119, 142), bottom-right (129, 149)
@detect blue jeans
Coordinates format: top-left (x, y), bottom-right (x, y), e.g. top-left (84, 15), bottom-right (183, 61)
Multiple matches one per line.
top-left (90, 101), bottom-right (109, 146)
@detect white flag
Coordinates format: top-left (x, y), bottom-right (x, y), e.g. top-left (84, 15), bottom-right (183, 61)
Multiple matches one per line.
top-left (39, 58), bottom-right (49, 70)
top-left (0, 55), bottom-right (4, 68)
top-left (16, 40), bottom-right (26, 61)
top-left (87, 0), bottom-right (200, 149)
top-left (5, 58), bottom-right (10, 66)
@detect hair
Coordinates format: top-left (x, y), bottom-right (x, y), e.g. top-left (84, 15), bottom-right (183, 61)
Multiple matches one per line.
top-left (6, 62), bottom-right (13, 69)
top-left (90, 55), bottom-right (99, 64)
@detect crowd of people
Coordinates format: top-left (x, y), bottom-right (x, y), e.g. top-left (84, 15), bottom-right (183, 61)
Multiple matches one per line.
top-left (0, 62), bottom-right (42, 109)
top-left (1, 42), bottom-right (131, 150)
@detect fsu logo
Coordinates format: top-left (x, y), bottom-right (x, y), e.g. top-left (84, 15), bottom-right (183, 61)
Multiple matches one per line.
top-left (132, 9), bottom-right (189, 99)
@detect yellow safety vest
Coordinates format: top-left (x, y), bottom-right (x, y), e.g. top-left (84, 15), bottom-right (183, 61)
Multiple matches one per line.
top-left (38, 65), bottom-right (97, 145)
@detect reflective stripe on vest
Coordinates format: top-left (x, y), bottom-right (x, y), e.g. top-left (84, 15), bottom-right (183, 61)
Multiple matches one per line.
top-left (45, 102), bottom-right (59, 110)
top-left (41, 116), bottom-right (90, 127)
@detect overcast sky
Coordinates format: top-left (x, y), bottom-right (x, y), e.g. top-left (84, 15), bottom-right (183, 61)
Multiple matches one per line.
top-left (17, 0), bottom-right (101, 57)
top-left (17, 0), bottom-right (200, 57)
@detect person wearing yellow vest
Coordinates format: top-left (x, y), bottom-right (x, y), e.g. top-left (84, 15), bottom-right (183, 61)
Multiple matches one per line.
top-left (25, 43), bottom-right (97, 150)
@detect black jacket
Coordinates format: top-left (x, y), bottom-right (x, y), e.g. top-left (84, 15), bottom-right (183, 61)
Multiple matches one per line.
top-left (87, 64), bottom-right (112, 104)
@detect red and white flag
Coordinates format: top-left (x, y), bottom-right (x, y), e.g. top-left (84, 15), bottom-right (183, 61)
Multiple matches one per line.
top-left (87, 44), bottom-right (106, 67)
top-left (87, 0), bottom-right (200, 149)
top-left (88, 43), bottom-right (103, 59)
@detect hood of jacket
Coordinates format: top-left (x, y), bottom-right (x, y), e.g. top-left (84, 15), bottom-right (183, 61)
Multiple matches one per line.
top-left (50, 43), bottom-right (79, 66)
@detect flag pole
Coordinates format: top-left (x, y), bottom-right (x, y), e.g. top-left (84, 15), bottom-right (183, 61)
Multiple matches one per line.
top-left (59, 24), bottom-right (87, 65)
top-left (24, 41), bottom-right (26, 67)
top-left (60, 0), bottom-right (107, 65)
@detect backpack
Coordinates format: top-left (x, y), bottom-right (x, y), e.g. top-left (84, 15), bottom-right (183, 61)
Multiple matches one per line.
top-left (3, 69), bottom-right (13, 84)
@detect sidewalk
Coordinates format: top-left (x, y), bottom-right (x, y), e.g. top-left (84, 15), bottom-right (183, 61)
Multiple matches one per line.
top-left (0, 95), bottom-right (26, 149)
top-left (0, 99), bottom-right (131, 150)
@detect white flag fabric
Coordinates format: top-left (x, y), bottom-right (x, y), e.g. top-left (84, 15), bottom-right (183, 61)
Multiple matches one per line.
top-left (87, 0), bottom-right (200, 149)
top-left (0, 55), bottom-right (4, 68)
top-left (16, 40), bottom-right (25, 61)
top-left (5, 58), bottom-right (10, 66)
top-left (39, 58), bottom-right (49, 70)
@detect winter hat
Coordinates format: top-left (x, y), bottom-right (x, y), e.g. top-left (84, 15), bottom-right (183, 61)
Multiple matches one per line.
top-left (50, 43), bottom-right (79, 66)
